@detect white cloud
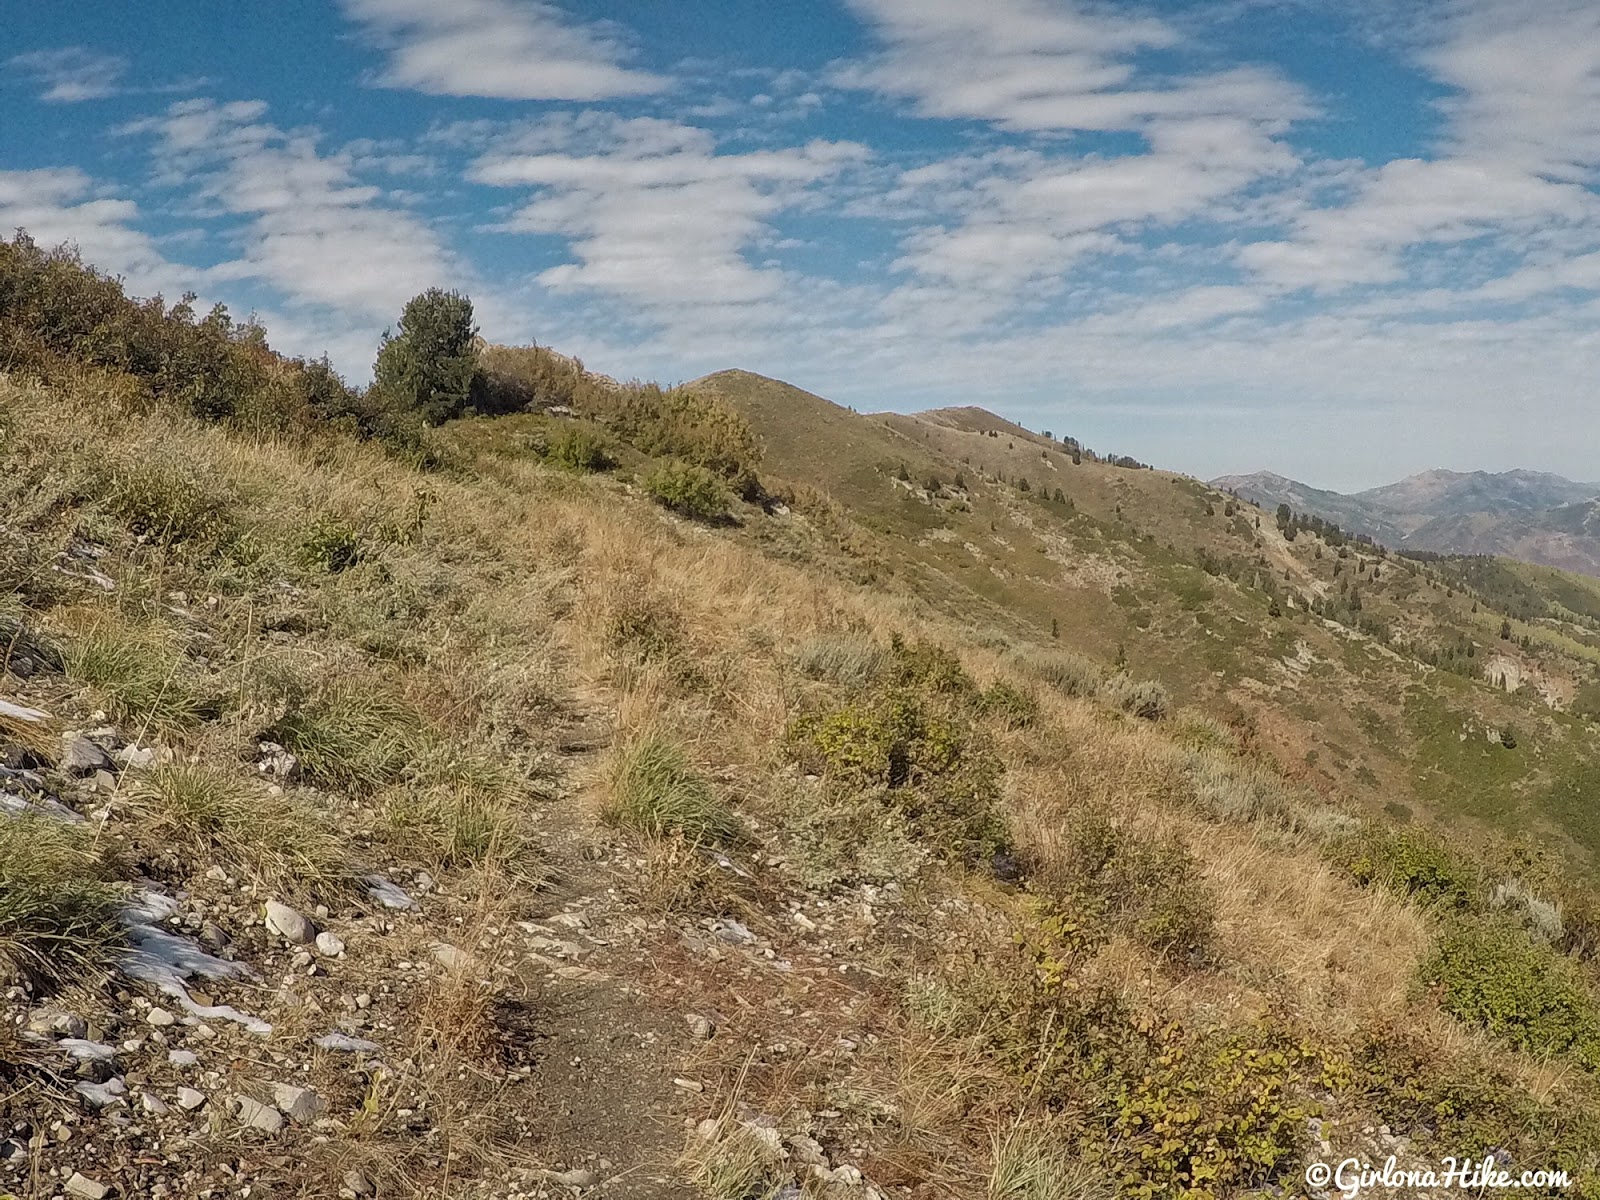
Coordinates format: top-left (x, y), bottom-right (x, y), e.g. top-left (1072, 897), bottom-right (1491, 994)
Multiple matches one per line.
top-left (0, 168), bottom-right (192, 297)
top-left (839, 0), bottom-right (1310, 132)
top-left (340, 0), bottom-right (667, 101)
top-left (1243, 0), bottom-right (1600, 294)
top-left (470, 116), bottom-right (867, 317)
top-left (7, 47), bottom-right (127, 103)
top-left (126, 99), bottom-right (458, 324)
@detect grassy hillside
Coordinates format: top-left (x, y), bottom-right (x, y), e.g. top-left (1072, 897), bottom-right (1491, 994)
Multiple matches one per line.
top-left (6, 240), bottom-right (1600, 1197)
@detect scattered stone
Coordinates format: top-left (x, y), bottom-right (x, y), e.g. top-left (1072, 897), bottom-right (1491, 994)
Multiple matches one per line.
top-left (140, 1092), bottom-right (169, 1115)
top-left (198, 921), bottom-right (229, 950)
top-left (92, 768), bottom-right (117, 793)
top-left (362, 874), bottom-right (418, 911)
top-left (264, 900), bottom-right (315, 944)
top-left (256, 742), bottom-right (301, 781)
top-left (146, 1006), bottom-right (176, 1027)
top-left (0, 1138), bottom-right (26, 1164)
top-left (343, 1170), bottom-right (375, 1196)
top-left (710, 919), bottom-right (755, 945)
top-left (544, 1167), bottom-right (598, 1189)
top-left (57, 1038), bottom-right (115, 1062)
top-left (65, 1172), bottom-right (111, 1199)
top-left (685, 1013), bottom-right (715, 1040)
top-left (673, 1077), bottom-right (705, 1093)
top-left (116, 745), bottom-right (157, 769)
top-left (168, 1050), bottom-right (199, 1068)
top-left (273, 1082), bottom-right (325, 1123)
top-left (431, 943), bottom-right (477, 972)
top-left (233, 1093), bottom-right (285, 1133)
top-left (314, 1032), bottom-right (381, 1054)
top-left (73, 1077), bottom-right (126, 1107)
top-left (31, 1011), bottom-right (89, 1038)
top-left (291, 949), bottom-right (314, 970)
top-left (315, 931), bottom-right (345, 957)
top-left (176, 1087), bottom-right (206, 1111)
top-left (61, 735), bottom-right (113, 776)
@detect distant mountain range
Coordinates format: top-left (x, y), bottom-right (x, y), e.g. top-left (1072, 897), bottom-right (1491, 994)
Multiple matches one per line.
top-left (1211, 468), bottom-right (1600, 576)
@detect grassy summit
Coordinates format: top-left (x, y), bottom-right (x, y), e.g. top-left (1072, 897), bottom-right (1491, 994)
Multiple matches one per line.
top-left (4, 235), bottom-right (1600, 1196)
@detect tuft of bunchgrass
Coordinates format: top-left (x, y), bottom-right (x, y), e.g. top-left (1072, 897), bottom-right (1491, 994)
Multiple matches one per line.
top-left (1014, 647), bottom-right (1103, 699)
top-left (67, 621), bottom-right (208, 731)
top-left (988, 1126), bottom-right (1114, 1200)
top-left (128, 762), bottom-right (346, 889)
top-left (265, 680), bottom-right (419, 793)
top-left (794, 631), bottom-right (886, 688)
top-left (604, 733), bottom-right (739, 844)
top-left (380, 746), bottom-right (540, 881)
top-left (681, 1118), bottom-right (789, 1200)
top-left (0, 816), bottom-right (123, 986)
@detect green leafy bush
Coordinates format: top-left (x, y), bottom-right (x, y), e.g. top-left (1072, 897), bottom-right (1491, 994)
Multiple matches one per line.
top-left (643, 460), bottom-right (731, 521)
top-left (976, 680), bottom-right (1040, 729)
top-left (109, 454), bottom-right (235, 547)
top-left (1342, 826), bottom-right (1480, 909)
top-left (1420, 917), bottom-right (1600, 1065)
top-left (297, 516), bottom-right (365, 573)
top-left (547, 427), bottom-right (613, 472)
top-left (791, 689), bottom-right (1007, 864)
top-left (1038, 813), bottom-right (1216, 965)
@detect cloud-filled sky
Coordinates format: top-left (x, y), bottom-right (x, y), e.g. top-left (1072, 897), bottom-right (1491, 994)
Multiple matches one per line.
top-left (3, 0), bottom-right (1599, 489)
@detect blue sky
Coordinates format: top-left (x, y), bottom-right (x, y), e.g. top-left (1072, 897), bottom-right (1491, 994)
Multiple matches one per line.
top-left (4, 0), bottom-right (1600, 490)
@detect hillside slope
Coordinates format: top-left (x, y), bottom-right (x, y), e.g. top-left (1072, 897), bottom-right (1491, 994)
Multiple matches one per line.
top-left (7, 240), bottom-right (1600, 1197)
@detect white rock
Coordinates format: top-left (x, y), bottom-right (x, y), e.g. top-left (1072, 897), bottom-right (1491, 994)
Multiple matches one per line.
top-left (264, 900), bottom-right (315, 944)
top-left (314, 931), bottom-right (345, 957)
top-left (343, 1170), bottom-right (374, 1196)
top-left (176, 1087), bottom-right (206, 1110)
top-left (141, 1092), bottom-right (169, 1115)
top-left (168, 1050), bottom-right (199, 1068)
top-left (146, 1006), bottom-right (176, 1027)
top-left (65, 1172), bottom-right (111, 1199)
top-left (431, 943), bottom-right (477, 972)
top-left (233, 1093), bottom-right (284, 1133)
top-left (685, 1013), bottom-right (715, 1040)
top-left (272, 1082), bottom-right (325, 1124)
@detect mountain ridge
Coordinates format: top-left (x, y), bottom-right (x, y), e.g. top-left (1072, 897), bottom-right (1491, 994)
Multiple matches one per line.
top-left (1213, 466), bottom-right (1600, 575)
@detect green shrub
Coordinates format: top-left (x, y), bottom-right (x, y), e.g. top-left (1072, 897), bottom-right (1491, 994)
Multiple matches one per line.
top-left (382, 750), bottom-right (538, 878)
top-left (605, 734), bottom-right (739, 844)
top-left (777, 781), bottom-right (925, 891)
top-left (791, 690), bottom-right (1007, 864)
top-left (1114, 1026), bottom-right (1331, 1197)
top-left (603, 383), bottom-right (762, 493)
top-left (547, 427), bottom-right (613, 472)
top-left (0, 816), bottom-right (123, 986)
top-left (1342, 825), bottom-right (1480, 909)
top-left (887, 634), bottom-right (974, 695)
top-left (108, 454), bottom-right (235, 547)
top-left (1040, 813), bottom-right (1215, 965)
top-left (1421, 917), bottom-right (1600, 1064)
top-left (1354, 1024), bottom-right (1600, 1172)
top-left (976, 680), bottom-right (1040, 729)
top-left (643, 460), bottom-right (731, 521)
top-left (297, 516), bottom-right (365, 573)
